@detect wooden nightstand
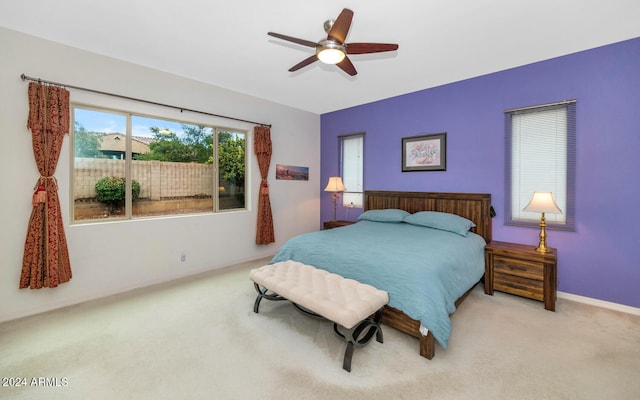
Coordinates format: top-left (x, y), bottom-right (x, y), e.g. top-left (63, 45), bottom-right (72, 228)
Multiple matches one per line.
top-left (484, 240), bottom-right (558, 311)
top-left (323, 220), bottom-right (356, 230)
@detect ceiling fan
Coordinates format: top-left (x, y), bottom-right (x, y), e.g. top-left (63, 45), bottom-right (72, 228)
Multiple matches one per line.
top-left (267, 8), bottom-right (399, 76)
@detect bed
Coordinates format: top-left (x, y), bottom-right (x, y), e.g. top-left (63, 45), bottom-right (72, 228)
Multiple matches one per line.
top-left (271, 190), bottom-right (492, 359)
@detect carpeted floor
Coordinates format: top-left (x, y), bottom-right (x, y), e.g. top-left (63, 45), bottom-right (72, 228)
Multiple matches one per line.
top-left (1, 257), bottom-right (639, 400)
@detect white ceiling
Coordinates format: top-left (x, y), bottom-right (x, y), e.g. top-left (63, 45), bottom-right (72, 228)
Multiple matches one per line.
top-left (2, 1), bottom-right (639, 114)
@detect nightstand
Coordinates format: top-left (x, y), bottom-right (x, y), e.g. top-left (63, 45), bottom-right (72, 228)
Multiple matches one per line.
top-left (323, 220), bottom-right (356, 230)
top-left (484, 241), bottom-right (557, 311)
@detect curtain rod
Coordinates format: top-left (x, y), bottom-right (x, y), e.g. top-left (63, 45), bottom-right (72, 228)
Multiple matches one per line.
top-left (20, 74), bottom-right (271, 128)
top-left (505, 99), bottom-right (576, 113)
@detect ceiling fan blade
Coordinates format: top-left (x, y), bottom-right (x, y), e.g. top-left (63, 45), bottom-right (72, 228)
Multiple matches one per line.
top-left (336, 56), bottom-right (357, 76)
top-left (268, 32), bottom-right (317, 48)
top-left (346, 43), bottom-right (399, 55)
top-left (327, 8), bottom-right (354, 43)
top-left (289, 55), bottom-right (319, 72)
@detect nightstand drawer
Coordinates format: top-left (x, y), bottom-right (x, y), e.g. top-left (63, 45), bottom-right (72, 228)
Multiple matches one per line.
top-left (494, 273), bottom-right (544, 301)
top-left (493, 256), bottom-right (543, 280)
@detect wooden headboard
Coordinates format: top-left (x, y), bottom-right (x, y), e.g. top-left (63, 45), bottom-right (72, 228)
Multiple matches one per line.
top-left (364, 191), bottom-right (492, 243)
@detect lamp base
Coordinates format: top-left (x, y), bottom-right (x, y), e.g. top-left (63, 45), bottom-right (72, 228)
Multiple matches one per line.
top-left (331, 193), bottom-right (338, 221)
top-left (535, 212), bottom-right (552, 253)
top-left (535, 244), bottom-right (552, 253)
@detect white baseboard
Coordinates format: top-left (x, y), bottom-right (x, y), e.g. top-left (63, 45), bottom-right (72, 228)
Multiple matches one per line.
top-left (558, 291), bottom-right (640, 316)
top-left (0, 255), bottom-right (275, 325)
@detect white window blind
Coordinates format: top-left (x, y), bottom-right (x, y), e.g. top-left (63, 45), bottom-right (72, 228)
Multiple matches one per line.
top-left (340, 133), bottom-right (364, 208)
top-left (506, 101), bottom-right (576, 230)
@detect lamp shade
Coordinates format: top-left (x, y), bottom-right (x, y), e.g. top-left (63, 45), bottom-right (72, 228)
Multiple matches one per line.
top-left (522, 192), bottom-right (562, 214)
top-left (324, 177), bottom-right (345, 192)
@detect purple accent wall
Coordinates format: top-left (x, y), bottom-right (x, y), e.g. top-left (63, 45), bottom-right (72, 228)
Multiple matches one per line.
top-left (320, 37), bottom-right (640, 308)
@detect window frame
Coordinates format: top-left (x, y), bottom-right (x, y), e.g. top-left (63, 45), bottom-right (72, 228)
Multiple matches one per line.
top-left (70, 103), bottom-right (248, 224)
top-left (504, 100), bottom-right (576, 231)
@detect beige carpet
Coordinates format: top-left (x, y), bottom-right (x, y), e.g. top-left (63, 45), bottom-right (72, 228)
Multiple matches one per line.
top-left (1, 257), bottom-right (639, 400)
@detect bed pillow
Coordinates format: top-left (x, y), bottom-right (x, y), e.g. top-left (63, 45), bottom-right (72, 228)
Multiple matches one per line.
top-left (404, 211), bottom-right (476, 236)
top-left (357, 209), bottom-right (411, 223)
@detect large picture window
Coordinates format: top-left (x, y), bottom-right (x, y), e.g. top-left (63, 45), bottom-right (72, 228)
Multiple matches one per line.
top-left (72, 105), bottom-right (246, 223)
top-left (505, 100), bottom-right (576, 230)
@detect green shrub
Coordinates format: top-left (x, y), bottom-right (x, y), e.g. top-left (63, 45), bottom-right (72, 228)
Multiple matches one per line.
top-left (95, 176), bottom-right (140, 205)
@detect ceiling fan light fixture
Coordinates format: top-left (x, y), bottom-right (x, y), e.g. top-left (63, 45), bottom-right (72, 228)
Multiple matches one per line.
top-left (268, 8), bottom-right (398, 75)
top-left (316, 40), bottom-right (346, 64)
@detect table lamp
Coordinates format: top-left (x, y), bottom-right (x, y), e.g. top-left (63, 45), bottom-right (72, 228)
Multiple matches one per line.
top-left (522, 192), bottom-right (562, 253)
top-left (324, 177), bottom-right (345, 221)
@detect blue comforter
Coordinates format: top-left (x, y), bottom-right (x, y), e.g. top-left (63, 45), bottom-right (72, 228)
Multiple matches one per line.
top-left (270, 220), bottom-right (486, 348)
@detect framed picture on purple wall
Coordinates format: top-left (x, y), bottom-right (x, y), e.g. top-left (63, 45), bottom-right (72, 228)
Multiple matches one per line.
top-left (402, 132), bottom-right (447, 171)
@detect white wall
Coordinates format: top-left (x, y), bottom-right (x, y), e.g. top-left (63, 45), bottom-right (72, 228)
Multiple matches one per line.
top-left (0, 27), bottom-right (321, 323)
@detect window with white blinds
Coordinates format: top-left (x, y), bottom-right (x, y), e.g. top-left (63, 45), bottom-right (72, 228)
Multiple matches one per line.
top-left (340, 133), bottom-right (364, 208)
top-left (505, 101), bottom-right (576, 230)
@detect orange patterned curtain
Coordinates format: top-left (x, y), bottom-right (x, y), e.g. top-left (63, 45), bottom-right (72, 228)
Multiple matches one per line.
top-left (20, 82), bottom-right (72, 289)
top-left (254, 125), bottom-right (275, 244)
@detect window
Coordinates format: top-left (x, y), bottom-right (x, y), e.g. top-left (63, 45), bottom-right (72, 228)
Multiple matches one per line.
top-left (505, 100), bottom-right (576, 230)
top-left (72, 105), bottom-right (246, 223)
top-left (340, 133), bottom-right (364, 208)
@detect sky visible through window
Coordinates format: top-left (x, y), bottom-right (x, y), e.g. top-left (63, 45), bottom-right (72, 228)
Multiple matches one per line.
top-left (75, 108), bottom-right (189, 138)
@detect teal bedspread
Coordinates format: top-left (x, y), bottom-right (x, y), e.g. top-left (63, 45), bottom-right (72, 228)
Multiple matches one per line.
top-left (270, 220), bottom-right (486, 348)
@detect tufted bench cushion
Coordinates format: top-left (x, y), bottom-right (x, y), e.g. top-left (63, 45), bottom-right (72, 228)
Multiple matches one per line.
top-left (249, 260), bottom-right (389, 329)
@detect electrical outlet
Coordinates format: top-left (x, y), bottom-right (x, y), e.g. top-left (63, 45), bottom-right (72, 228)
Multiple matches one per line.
top-left (180, 251), bottom-right (187, 262)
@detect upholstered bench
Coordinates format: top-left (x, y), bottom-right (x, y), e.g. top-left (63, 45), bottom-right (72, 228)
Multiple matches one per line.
top-left (249, 260), bottom-right (389, 372)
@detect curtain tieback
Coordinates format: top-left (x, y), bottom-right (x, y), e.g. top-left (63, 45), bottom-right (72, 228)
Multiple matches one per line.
top-left (32, 176), bottom-right (57, 206)
top-left (260, 180), bottom-right (269, 195)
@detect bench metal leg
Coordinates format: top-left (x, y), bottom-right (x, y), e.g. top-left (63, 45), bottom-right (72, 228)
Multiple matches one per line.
top-left (333, 308), bottom-right (385, 372)
top-left (343, 342), bottom-right (355, 372)
top-left (252, 283), bottom-right (286, 313)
